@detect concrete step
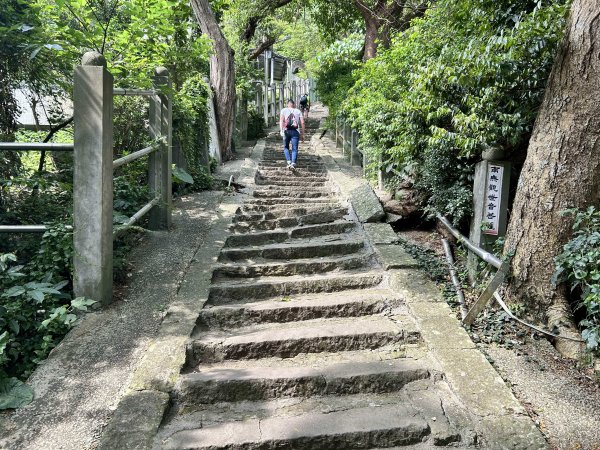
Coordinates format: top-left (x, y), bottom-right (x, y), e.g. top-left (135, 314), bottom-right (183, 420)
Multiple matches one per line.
top-left (255, 168), bottom-right (327, 177)
top-left (160, 402), bottom-right (430, 449)
top-left (199, 288), bottom-right (399, 327)
top-left (254, 178), bottom-right (328, 187)
top-left (178, 359), bottom-right (429, 405)
top-left (188, 315), bottom-right (419, 364)
top-left (225, 221), bottom-right (355, 247)
top-left (213, 252), bottom-right (372, 280)
top-left (244, 197), bottom-right (338, 206)
top-left (218, 235), bottom-right (365, 262)
top-left (232, 205), bottom-right (341, 223)
top-left (237, 202), bottom-right (341, 214)
top-left (252, 188), bottom-right (331, 199)
top-left (208, 270), bottom-right (384, 303)
top-left (229, 207), bottom-right (348, 232)
top-left (259, 161), bottom-right (325, 167)
top-left (255, 173), bottom-right (328, 183)
top-left (256, 184), bottom-right (331, 193)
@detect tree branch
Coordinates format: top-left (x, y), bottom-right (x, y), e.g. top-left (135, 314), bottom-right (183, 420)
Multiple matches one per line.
top-left (38, 116), bottom-right (74, 173)
top-left (248, 36), bottom-right (277, 60)
top-left (240, 0), bottom-right (295, 43)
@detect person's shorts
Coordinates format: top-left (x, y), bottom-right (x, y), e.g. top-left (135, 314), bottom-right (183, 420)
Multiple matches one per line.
top-left (300, 103), bottom-right (309, 111)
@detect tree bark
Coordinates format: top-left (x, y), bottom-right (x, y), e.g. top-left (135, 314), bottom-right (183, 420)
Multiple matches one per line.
top-left (240, 0), bottom-right (295, 43)
top-left (503, 0), bottom-right (600, 358)
top-left (354, 0), bottom-right (422, 61)
top-left (362, 13), bottom-right (380, 60)
top-left (191, 0), bottom-right (236, 161)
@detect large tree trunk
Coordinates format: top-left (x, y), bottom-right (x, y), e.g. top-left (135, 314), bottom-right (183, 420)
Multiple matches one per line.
top-left (362, 15), bottom-right (380, 61)
top-left (503, 0), bottom-right (600, 358)
top-left (191, 0), bottom-right (236, 161)
top-left (355, 0), bottom-right (422, 61)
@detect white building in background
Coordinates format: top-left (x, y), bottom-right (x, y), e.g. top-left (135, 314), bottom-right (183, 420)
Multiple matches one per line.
top-left (13, 88), bottom-right (72, 130)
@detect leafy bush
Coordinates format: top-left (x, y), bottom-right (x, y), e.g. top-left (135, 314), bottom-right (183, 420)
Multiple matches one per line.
top-left (0, 225), bottom-right (95, 383)
top-left (113, 176), bottom-right (151, 224)
top-left (313, 0), bottom-right (567, 224)
top-left (174, 76), bottom-right (213, 190)
top-left (554, 207), bottom-right (600, 351)
top-left (246, 108), bottom-right (265, 140)
top-left (308, 34), bottom-right (363, 119)
top-left (114, 96), bottom-right (150, 159)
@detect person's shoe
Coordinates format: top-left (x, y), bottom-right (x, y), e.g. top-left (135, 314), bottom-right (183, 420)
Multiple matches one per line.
top-left (287, 161), bottom-right (293, 170)
top-left (290, 163), bottom-right (297, 171)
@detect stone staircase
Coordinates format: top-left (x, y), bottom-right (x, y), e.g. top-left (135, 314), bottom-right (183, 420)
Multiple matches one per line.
top-left (152, 123), bottom-right (476, 449)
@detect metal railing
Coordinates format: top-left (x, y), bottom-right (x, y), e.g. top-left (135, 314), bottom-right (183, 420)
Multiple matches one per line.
top-left (0, 51), bottom-right (172, 306)
top-left (0, 143), bottom-right (74, 152)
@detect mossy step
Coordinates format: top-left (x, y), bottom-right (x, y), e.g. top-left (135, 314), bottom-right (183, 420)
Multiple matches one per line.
top-left (188, 315), bottom-right (419, 364)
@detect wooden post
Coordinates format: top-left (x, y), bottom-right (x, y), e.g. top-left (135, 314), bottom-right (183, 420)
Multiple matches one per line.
top-left (73, 51), bottom-right (114, 305)
top-left (149, 66), bottom-right (172, 230)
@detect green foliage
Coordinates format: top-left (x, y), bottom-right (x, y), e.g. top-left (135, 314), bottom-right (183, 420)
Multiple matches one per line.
top-left (271, 15), bottom-right (326, 63)
top-left (34, 0), bottom-right (211, 87)
top-left (554, 207), bottom-right (600, 351)
top-left (0, 226), bottom-right (95, 383)
top-left (246, 109), bottom-right (266, 140)
top-left (304, 0), bottom-right (362, 44)
top-left (112, 177), bottom-right (151, 224)
top-left (0, 376), bottom-right (34, 410)
top-left (308, 34), bottom-right (363, 118)
top-left (315, 0), bottom-right (567, 223)
top-left (172, 166), bottom-right (194, 185)
top-left (174, 76), bottom-right (214, 191)
top-left (113, 96), bottom-right (150, 157)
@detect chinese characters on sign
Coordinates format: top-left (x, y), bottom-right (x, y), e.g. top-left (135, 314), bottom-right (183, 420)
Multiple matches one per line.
top-left (483, 164), bottom-right (503, 235)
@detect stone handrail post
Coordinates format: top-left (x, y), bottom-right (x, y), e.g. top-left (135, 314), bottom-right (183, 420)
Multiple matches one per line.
top-left (73, 53), bottom-right (173, 306)
top-left (278, 83), bottom-right (284, 112)
top-left (263, 83), bottom-right (269, 125)
top-left (73, 52), bottom-right (114, 305)
top-left (149, 66), bottom-right (173, 230)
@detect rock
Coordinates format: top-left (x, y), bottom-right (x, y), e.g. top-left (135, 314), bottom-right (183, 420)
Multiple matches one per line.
top-left (383, 199), bottom-right (420, 218)
top-left (363, 223), bottom-right (399, 244)
top-left (350, 184), bottom-right (386, 223)
top-left (375, 189), bottom-right (393, 203)
top-left (385, 213), bottom-right (402, 224)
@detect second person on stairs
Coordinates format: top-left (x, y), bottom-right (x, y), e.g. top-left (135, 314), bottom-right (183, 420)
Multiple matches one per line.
top-left (280, 99), bottom-right (305, 171)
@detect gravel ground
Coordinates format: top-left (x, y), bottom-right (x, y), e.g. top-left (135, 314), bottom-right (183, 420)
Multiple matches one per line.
top-left (483, 340), bottom-right (600, 450)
